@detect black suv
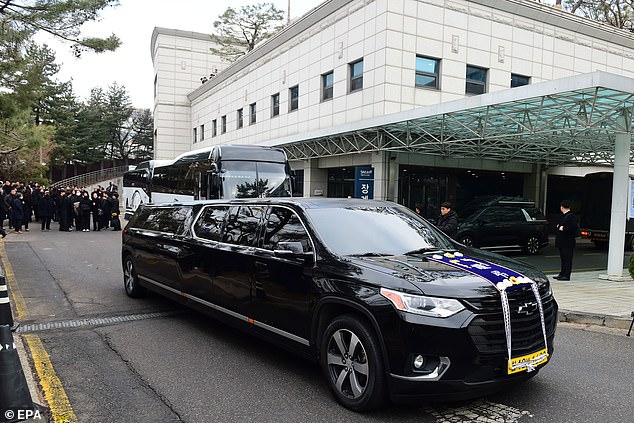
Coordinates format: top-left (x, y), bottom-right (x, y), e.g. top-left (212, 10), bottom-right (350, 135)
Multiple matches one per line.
top-left (122, 198), bottom-right (557, 411)
top-left (456, 197), bottom-right (549, 255)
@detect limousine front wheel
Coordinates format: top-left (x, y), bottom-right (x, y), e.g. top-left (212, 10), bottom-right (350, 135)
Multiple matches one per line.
top-left (321, 315), bottom-right (386, 411)
top-left (123, 256), bottom-right (145, 298)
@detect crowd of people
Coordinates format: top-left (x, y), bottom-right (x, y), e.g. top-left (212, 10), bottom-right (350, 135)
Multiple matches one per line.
top-left (0, 180), bottom-right (121, 238)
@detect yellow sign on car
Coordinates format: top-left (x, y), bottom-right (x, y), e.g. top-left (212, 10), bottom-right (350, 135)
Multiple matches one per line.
top-left (508, 348), bottom-right (549, 374)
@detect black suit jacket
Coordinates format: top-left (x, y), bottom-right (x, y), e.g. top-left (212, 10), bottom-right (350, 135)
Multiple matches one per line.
top-left (555, 211), bottom-right (579, 248)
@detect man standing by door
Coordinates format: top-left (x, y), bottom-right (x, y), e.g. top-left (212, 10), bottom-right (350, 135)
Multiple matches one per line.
top-left (554, 200), bottom-right (579, 281)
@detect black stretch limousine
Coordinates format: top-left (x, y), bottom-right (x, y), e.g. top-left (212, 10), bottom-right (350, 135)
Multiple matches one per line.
top-left (121, 198), bottom-right (558, 411)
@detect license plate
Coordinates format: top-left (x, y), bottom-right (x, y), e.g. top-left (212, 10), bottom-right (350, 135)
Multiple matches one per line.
top-left (507, 348), bottom-right (549, 374)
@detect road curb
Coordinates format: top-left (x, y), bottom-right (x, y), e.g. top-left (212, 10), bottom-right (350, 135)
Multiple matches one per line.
top-left (558, 310), bottom-right (632, 330)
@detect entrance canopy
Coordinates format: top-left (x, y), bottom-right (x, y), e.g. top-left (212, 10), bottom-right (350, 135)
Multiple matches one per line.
top-left (268, 71), bottom-right (634, 165)
top-left (264, 71), bottom-right (634, 279)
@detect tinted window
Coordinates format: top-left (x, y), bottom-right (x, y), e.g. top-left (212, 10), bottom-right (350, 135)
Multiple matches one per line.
top-left (263, 207), bottom-right (312, 252)
top-left (479, 207), bottom-right (524, 222)
top-left (140, 207), bottom-right (191, 234)
top-left (222, 206), bottom-right (266, 246)
top-left (194, 206), bottom-right (229, 241)
top-left (524, 207), bottom-right (546, 220)
top-left (415, 56), bottom-right (440, 89)
top-left (466, 65), bottom-right (487, 95)
top-left (306, 206), bottom-right (450, 256)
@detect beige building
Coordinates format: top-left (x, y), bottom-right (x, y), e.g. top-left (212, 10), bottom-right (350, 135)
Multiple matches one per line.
top-left (151, 0), bottom-right (634, 214)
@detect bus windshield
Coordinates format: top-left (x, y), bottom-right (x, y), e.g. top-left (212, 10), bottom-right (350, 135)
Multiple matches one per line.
top-left (222, 161), bottom-right (291, 198)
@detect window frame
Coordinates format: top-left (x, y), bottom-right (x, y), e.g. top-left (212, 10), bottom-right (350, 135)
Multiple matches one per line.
top-left (465, 64), bottom-right (488, 95)
top-left (249, 102), bottom-right (257, 125)
top-left (192, 127), bottom-right (197, 144)
top-left (321, 70), bottom-right (334, 101)
top-left (221, 115), bottom-right (227, 134)
top-left (212, 119), bottom-right (217, 137)
top-left (511, 73), bottom-right (531, 88)
top-left (415, 55), bottom-right (440, 89)
top-left (271, 93), bottom-right (280, 117)
top-left (289, 85), bottom-right (299, 112)
top-left (349, 59), bottom-right (364, 93)
top-left (237, 108), bottom-right (244, 129)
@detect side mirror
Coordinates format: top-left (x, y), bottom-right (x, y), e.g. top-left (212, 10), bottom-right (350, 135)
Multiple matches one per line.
top-left (274, 241), bottom-right (304, 255)
top-left (274, 241), bottom-right (313, 263)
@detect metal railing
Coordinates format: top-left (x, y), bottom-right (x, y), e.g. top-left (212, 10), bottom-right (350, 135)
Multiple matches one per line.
top-left (50, 166), bottom-right (130, 189)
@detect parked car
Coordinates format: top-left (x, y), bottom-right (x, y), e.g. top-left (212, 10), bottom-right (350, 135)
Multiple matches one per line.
top-left (456, 198), bottom-right (549, 255)
top-left (122, 198), bottom-right (557, 411)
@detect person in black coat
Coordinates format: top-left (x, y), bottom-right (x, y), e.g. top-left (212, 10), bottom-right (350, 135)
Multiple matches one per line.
top-left (101, 192), bottom-right (112, 229)
top-left (11, 193), bottom-right (24, 233)
top-left (21, 189), bottom-right (33, 231)
top-left (37, 191), bottom-right (55, 231)
top-left (109, 192), bottom-right (121, 231)
top-left (57, 191), bottom-right (72, 232)
top-left (554, 200), bottom-right (579, 281)
top-left (90, 192), bottom-right (103, 231)
top-left (436, 201), bottom-right (459, 239)
top-left (79, 191), bottom-right (92, 232)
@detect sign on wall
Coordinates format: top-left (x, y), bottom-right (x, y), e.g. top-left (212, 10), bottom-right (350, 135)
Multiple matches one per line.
top-left (354, 166), bottom-right (374, 199)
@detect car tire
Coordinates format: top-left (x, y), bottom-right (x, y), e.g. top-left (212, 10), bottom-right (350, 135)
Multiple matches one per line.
top-left (321, 314), bottom-right (386, 412)
top-left (524, 234), bottom-right (541, 255)
top-left (123, 255), bottom-right (146, 298)
top-left (459, 235), bottom-right (475, 248)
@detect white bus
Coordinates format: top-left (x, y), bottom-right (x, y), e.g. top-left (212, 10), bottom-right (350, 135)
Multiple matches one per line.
top-left (122, 145), bottom-right (293, 218)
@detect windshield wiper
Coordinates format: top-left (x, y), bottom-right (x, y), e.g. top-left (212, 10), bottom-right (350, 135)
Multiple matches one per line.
top-left (403, 247), bottom-right (441, 256)
top-left (348, 252), bottom-right (392, 257)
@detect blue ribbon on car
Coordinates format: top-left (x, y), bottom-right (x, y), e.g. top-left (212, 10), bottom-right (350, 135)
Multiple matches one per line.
top-left (426, 251), bottom-right (549, 374)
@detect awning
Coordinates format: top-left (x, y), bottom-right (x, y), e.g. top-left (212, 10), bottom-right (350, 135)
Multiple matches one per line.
top-left (270, 71), bottom-right (634, 166)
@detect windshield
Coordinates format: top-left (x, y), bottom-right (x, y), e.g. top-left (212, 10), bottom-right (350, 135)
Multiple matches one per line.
top-left (221, 161), bottom-right (291, 198)
top-left (305, 205), bottom-right (453, 256)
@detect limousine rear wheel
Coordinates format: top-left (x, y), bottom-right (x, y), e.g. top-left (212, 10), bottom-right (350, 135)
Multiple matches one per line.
top-left (123, 255), bottom-right (145, 298)
top-left (321, 315), bottom-right (386, 411)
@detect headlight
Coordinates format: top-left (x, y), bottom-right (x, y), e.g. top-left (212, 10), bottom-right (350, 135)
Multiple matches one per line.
top-left (380, 288), bottom-right (465, 318)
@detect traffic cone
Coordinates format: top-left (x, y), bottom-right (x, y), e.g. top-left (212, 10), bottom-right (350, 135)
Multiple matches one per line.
top-left (0, 325), bottom-right (38, 422)
top-left (0, 276), bottom-right (18, 331)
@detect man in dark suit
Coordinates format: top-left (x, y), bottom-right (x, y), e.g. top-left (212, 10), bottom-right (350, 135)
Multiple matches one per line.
top-left (554, 200), bottom-right (579, 281)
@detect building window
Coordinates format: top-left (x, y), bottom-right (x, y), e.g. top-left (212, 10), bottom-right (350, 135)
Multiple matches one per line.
top-left (200, 124), bottom-right (205, 141)
top-left (249, 102), bottom-right (256, 124)
top-left (289, 85), bottom-right (299, 112)
top-left (193, 127), bottom-right (197, 143)
top-left (511, 73), bottom-right (530, 88)
top-left (221, 115), bottom-right (227, 134)
top-left (466, 65), bottom-right (487, 95)
top-left (237, 108), bottom-right (243, 129)
top-left (415, 56), bottom-right (440, 89)
top-left (212, 119), bottom-right (217, 137)
top-left (322, 70), bottom-right (334, 101)
top-left (271, 93), bottom-right (280, 117)
top-left (349, 59), bottom-right (363, 92)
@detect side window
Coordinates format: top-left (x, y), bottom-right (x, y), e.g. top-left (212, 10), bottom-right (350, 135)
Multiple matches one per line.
top-left (141, 207), bottom-right (191, 234)
top-left (222, 206), bottom-right (266, 246)
top-left (193, 206), bottom-right (229, 241)
top-left (263, 207), bottom-right (312, 253)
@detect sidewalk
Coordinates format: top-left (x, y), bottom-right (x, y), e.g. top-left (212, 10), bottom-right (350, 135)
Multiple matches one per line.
top-left (550, 269), bottom-right (634, 330)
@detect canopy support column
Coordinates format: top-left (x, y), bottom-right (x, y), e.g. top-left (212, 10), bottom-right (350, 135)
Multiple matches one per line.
top-left (602, 111), bottom-right (631, 280)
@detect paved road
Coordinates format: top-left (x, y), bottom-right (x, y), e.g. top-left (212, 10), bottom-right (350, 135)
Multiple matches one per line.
top-left (4, 229), bottom-right (634, 422)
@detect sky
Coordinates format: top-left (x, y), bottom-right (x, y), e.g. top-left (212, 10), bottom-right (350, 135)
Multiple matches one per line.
top-left (34, 0), bottom-right (324, 110)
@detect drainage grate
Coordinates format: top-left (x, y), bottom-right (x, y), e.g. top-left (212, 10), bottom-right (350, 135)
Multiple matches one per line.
top-left (15, 310), bottom-right (184, 334)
